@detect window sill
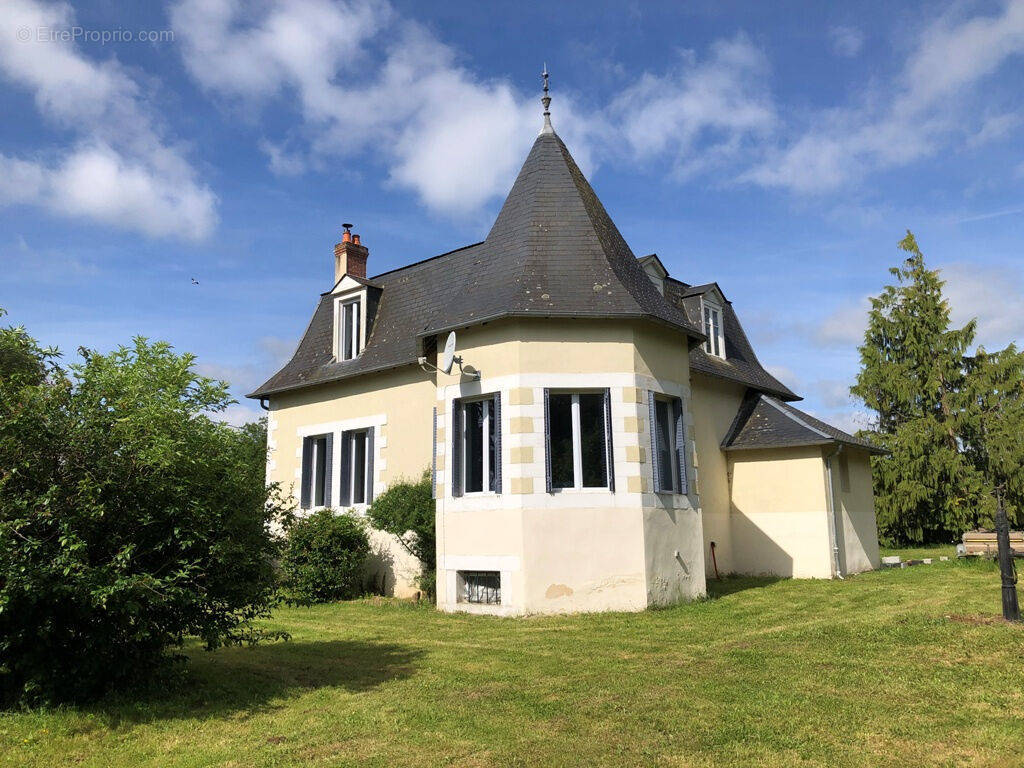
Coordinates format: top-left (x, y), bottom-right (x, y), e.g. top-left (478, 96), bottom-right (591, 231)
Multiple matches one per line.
top-left (551, 486), bottom-right (611, 494)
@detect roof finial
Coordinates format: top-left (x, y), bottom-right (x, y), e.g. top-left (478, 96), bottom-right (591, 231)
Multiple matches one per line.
top-left (540, 63), bottom-right (553, 135)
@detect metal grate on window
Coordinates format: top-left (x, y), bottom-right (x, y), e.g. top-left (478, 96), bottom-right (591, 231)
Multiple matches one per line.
top-left (461, 571), bottom-right (501, 605)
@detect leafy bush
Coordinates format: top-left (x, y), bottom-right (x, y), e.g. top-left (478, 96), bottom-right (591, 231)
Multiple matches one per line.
top-left (0, 313), bottom-right (291, 706)
top-left (281, 510), bottom-right (370, 603)
top-left (367, 471), bottom-right (435, 597)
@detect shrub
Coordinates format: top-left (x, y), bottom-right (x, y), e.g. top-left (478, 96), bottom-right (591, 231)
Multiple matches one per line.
top-left (367, 471), bottom-right (435, 597)
top-left (0, 318), bottom-right (291, 706)
top-left (281, 510), bottom-right (370, 603)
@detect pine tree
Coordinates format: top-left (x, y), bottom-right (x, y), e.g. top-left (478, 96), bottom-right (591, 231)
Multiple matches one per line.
top-left (852, 232), bottom-right (981, 544)
top-left (958, 345), bottom-right (1024, 527)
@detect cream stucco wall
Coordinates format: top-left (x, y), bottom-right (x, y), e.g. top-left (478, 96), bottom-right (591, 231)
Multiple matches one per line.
top-left (832, 448), bottom-right (881, 575)
top-left (688, 374), bottom-right (746, 577)
top-left (729, 446), bottom-right (834, 579)
top-left (267, 364), bottom-right (434, 597)
top-left (433, 318), bottom-right (706, 615)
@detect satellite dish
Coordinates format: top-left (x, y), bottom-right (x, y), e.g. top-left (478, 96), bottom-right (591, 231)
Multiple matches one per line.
top-left (440, 331), bottom-right (457, 374)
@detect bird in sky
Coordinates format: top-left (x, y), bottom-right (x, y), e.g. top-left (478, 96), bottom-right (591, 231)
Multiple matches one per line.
top-left (191, 278), bottom-right (199, 285)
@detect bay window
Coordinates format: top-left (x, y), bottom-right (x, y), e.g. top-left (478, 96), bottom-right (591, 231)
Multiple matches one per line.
top-left (544, 390), bottom-right (614, 491)
top-left (453, 394), bottom-right (502, 495)
top-left (649, 392), bottom-right (688, 495)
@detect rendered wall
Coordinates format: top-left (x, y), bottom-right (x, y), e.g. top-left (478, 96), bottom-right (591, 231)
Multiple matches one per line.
top-left (434, 318), bottom-right (706, 615)
top-left (688, 374), bottom-right (746, 576)
top-left (729, 446), bottom-right (833, 578)
top-left (834, 448), bottom-right (881, 574)
top-left (267, 365), bottom-right (434, 597)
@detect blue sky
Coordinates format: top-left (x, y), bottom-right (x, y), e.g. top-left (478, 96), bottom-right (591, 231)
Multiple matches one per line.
top-left (2, 0), bottom-right (1023, 428)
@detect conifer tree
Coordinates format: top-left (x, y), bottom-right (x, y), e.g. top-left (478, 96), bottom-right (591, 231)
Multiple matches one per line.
top-left (852, 232), bottom-right (981, 544)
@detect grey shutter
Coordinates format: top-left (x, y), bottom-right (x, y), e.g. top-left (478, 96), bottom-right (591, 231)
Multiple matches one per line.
top-left (674, 398), bottom-right (687, 495)
top-left (300, 436), bottom-right (312, 509)
top-left (648, 391), bottom-right (662, 493)
top-left (323, 433), bottom-right (334, 507)
top-left (365, 427), bottom-right (375, 504)
top-left (451, 401), bottom-right (463, 497)
top-left (492, 393), bottom-right (502, 494)
top-left (339, 431), bottom-right (352, 507)
top-left (604, 388), bottom-right (615, 492)
top-left (431, 407), bottom-right (437, 499)
top-left (543, 388), bottom-right (553, 493)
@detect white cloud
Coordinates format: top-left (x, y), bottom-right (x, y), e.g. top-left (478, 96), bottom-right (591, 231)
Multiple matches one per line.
top-left (812, 378), bottom-right (856, 410)
top-left (942, 262), bottom-right (1024, 349)
top-left (815, 296), bottom-right (871, 348)
top-left (749, 0), bottom-right (1024, 193)
top-left (170, 1), bottom-right (779, 213)
top-left (765, 364), bottom-right (800, 391)
top-left (215, 401), bottom-right (266, 428)
top-left (171, 0), bottom-right (546, 215)
top-left (829, 26), bottom-right (864, 57)
top-left (0, 0), bottom-right (216, 239)
top-left (611, 34), bottom-right (775, 179)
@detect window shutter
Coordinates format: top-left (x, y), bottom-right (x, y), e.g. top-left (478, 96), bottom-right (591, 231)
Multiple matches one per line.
top-left (365, 427), bottom-right (375, 505)
top-left (648, 391), bottom-right (661, 493)
top-left (604, 388), bottom-right (615, 492)
top-left (300, 436), bottom-right (312, 509)
top-left (323, 432), bottom-right (334, 507)
top-left (452, 401), bottom-right (463, 497)
top-left (339, 431), bottom-right (352, 507)
top-left (492, 393), bottom-right (502, 494)
top-left (431, 407), bottom-right (437, 499)
top-left (673, 398), bottom-right (687, 495)
top-left (543, 388), bottom-right (553, 494)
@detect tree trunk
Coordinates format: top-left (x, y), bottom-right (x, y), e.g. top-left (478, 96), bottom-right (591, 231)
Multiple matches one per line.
top-left (995, 493), bottom-right (1020, 622)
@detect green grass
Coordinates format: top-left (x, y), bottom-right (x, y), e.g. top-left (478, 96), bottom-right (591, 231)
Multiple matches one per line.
top-left (4, 555), bottom-right (1023, 767)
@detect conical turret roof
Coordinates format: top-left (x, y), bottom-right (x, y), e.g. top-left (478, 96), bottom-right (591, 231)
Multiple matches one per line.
top-left (418, 129), bottom-right (703, 339)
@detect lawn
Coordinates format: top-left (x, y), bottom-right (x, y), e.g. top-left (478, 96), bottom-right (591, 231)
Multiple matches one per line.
top-left (3, 556), bottom-right (1023, 767)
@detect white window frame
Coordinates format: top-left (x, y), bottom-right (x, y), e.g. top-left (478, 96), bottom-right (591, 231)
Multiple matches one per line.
top-left (334, 291), bottom-right (366, 362)
top-left (550, 390), bottom-right (609, 492)
top-left (702, 298), bottom-right (725, 359)
top-left (654, 394), bottom-right (682, 494)
top-left (308, 434), bottom-right (329, 508)
top-left (459, 395), bottom-right (496, 496)
top-left (346, 429), bottom-right (370, 507)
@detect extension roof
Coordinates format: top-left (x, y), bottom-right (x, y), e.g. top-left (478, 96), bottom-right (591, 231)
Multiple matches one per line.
top-left (722, 392), bottom-right (886, 454)
top-left (249, 128), bottom-right (704, 398)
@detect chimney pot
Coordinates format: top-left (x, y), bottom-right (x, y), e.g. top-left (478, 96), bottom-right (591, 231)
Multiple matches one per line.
top-left (342, 231), bottom-right (351, 243)
top-left (352, 234), bottom-right (361, 245)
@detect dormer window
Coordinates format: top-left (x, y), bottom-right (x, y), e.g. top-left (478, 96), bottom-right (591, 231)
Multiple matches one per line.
top-left (340, 299), bottom-right (361, 360)
top-left (703, 299), bottom-right (725, 359)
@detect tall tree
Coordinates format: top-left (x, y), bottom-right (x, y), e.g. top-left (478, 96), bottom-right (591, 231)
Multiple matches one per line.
top-left (852, 232), bottom-right (982, 544)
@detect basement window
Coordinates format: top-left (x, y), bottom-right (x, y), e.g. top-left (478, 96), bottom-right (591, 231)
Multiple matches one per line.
top-left (460, 571), bottom-right (501, 605)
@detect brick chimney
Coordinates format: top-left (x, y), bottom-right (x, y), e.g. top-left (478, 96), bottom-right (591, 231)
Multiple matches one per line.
top-left (334, 224), bottom-right (368, 284)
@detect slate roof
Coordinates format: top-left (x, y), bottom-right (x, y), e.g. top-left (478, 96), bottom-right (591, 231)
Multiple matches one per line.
top-left (663, 279), bottom-right (800, 401)
top-left (722, 392), bottom-right (886, 454)
top-left (249, 128), bottom-right (703, 398)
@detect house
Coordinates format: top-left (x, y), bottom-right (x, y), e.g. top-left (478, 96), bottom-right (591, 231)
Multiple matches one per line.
top-left (249, 81), bottom-right (883, 615)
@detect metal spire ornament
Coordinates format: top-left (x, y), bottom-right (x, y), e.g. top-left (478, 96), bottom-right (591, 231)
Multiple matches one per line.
top-left (540, 63), bottom-right (553, 134)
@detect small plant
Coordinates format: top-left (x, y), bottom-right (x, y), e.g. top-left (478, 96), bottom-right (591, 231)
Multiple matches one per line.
top-left (367, 470), bottom-right (435, 598)
top-left (281, 510), bottom-right (370, 603)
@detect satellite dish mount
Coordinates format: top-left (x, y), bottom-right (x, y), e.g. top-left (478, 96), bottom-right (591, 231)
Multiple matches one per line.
top-left (419, 331), bottom-right (479, 378)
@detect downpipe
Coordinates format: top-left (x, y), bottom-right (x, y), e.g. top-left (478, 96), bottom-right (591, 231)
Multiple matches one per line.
top-left (824, 444), bottom-right (844, 580)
